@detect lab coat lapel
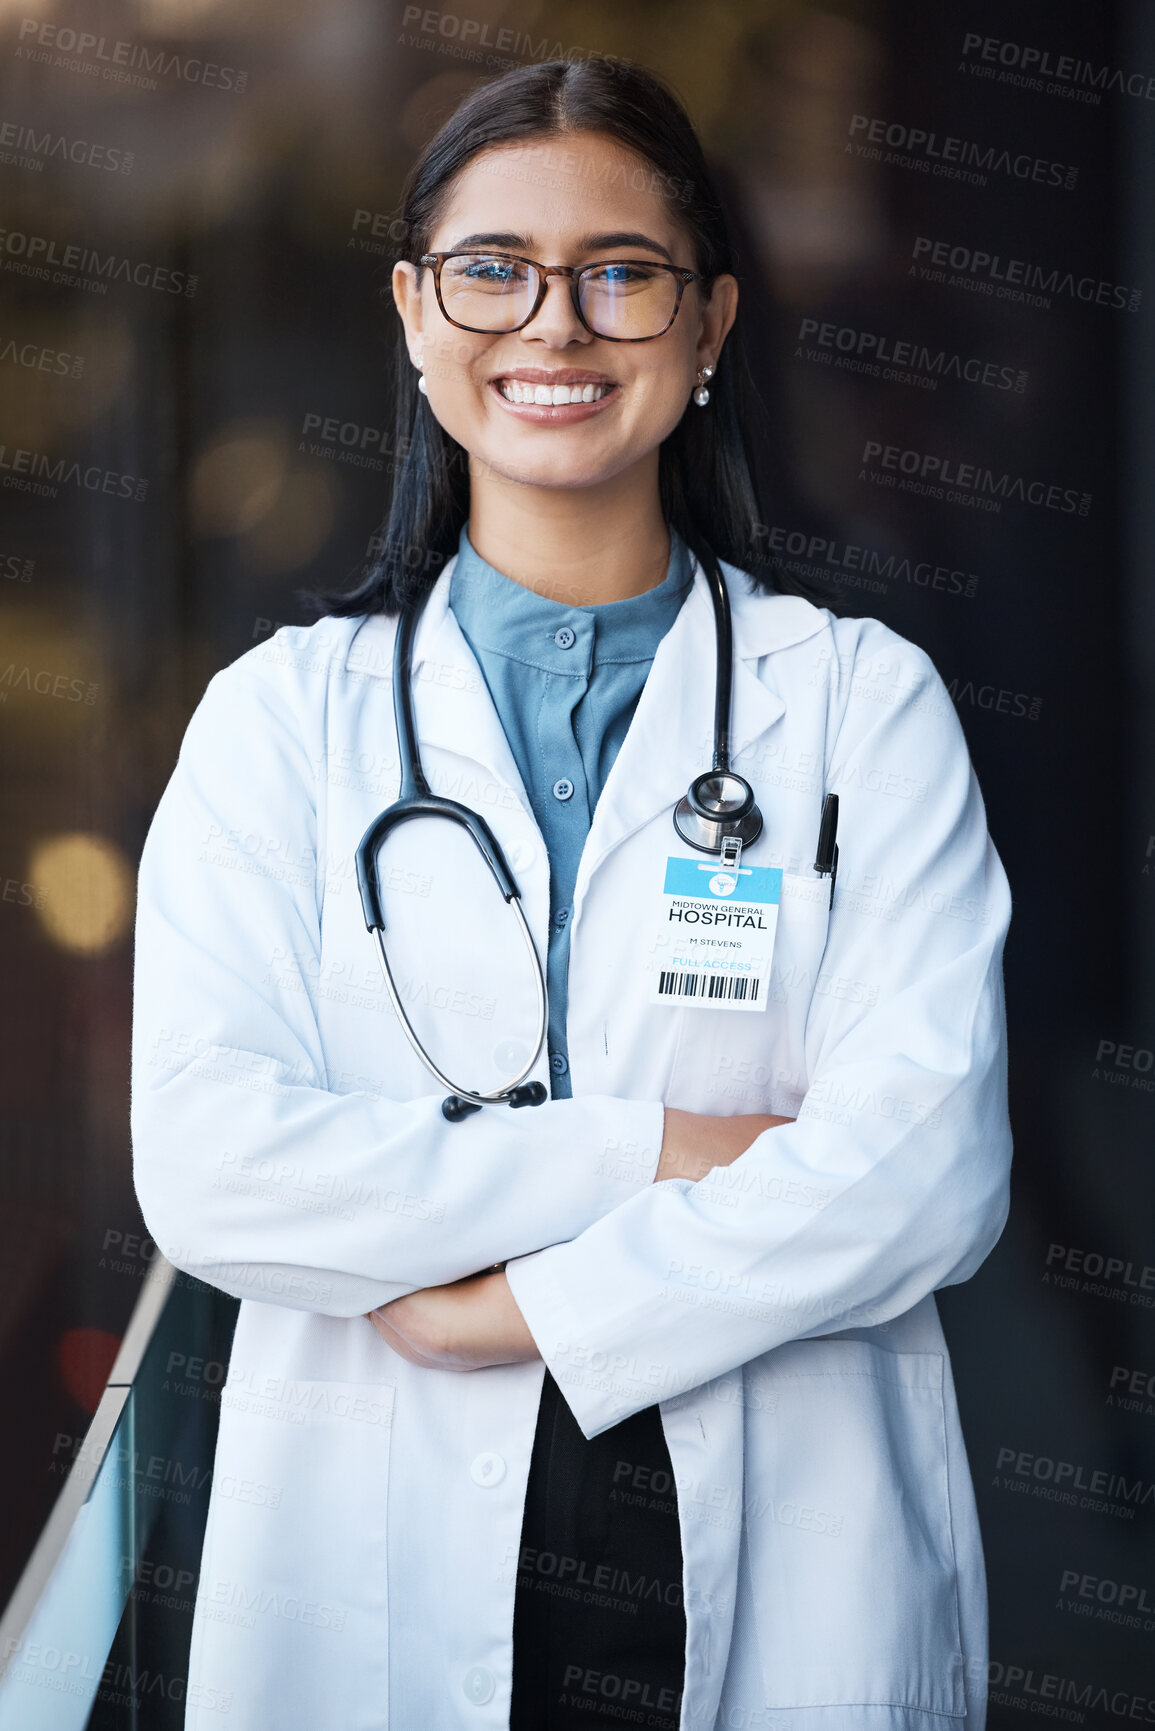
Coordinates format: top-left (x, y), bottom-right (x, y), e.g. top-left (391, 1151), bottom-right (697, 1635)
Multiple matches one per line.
top-left (345, 554), bottom-right (532, 813)
top-left (575, 562), bottom-right (792, 897)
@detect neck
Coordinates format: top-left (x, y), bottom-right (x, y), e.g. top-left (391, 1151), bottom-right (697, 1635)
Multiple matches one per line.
top-left (467, 456), bottom-right (671, 606)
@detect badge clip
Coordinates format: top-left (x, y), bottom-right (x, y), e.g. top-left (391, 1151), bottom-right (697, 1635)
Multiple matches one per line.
top-left (719, 834), bottom-right (743, 872)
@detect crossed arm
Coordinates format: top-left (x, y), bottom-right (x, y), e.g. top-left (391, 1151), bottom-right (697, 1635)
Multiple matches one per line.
top-left (366, 1107), bottom-right (792, 1368)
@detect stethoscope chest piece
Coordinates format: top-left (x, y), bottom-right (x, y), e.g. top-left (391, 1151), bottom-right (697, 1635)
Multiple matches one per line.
top-left (673, 769), bottom-right (763, 855)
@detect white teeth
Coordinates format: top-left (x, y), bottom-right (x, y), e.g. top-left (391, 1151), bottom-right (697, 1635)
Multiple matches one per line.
top-left (497, 379), bottom-right (610, 405)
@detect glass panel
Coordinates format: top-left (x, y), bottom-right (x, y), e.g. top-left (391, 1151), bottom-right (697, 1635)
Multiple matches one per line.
top-left (0, 1271), bottom-right (234, 1731)
top-left (0, 1390), bottom-right (132, 1731)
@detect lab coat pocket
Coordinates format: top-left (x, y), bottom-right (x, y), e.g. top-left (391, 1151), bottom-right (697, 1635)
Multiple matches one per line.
top-left (767, 871), bottom-right (832, 1097)
top-left (188, 1376), bottom-right (396, 1731)
top-left (670, 872), bottom-right (831, 1116)
top-left (743, 1339), bottom-right (964, 1716)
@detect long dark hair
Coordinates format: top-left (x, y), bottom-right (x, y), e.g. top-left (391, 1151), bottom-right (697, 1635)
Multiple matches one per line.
top-left (308, 57), bottom-right (803, 619)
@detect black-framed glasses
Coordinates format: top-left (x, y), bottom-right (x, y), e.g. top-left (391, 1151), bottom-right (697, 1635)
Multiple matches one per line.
top-left (418, 250), bottom-right (705, 342)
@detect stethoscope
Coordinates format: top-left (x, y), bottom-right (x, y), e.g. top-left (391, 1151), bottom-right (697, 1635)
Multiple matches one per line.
top-left (356, 550), bottom-right (765, 1122)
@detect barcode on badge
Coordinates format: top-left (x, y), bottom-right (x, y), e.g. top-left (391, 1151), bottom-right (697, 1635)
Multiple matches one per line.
top-left (657, 970), bottom-right (760, 1002)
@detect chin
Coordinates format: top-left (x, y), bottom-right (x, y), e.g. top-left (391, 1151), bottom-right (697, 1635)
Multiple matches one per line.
top-left (474, 444), bottom-right (621, 493)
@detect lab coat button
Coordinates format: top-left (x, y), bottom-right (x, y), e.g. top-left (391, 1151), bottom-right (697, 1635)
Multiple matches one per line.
top-left (463, 1665), bottom-right (496, 1704)
top-left (552, 778), bottom-right (574, 802)
top-left (469, 1452), bottom-right (506, 1487)
top-left (508, 840), bottom-right (536, 871)
top-left (553, 626), bottom-right (576, 649)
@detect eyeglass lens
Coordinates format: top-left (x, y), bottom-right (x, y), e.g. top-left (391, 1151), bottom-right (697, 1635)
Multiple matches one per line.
top-left (437, 254), bottom-right (679, 338)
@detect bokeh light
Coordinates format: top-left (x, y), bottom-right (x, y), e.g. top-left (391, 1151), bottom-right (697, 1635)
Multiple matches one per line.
top-left (29, 832), bottom-right (136, 957)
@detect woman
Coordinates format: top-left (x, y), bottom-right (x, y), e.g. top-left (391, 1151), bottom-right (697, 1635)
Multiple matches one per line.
top-left (132, 57), bottom-right (1012, 1731)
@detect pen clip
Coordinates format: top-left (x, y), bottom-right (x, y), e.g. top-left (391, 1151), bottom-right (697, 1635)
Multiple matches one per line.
top-left (814, 794), bottom-right (839, 908)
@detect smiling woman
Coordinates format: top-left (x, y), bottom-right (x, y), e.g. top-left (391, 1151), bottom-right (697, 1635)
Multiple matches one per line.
top-left (388, 124), bottom-right (737, 603)
top-left (132, 54), bottom-right (1012, 1731)
top-left (310, 62), bottom-right (795, 617)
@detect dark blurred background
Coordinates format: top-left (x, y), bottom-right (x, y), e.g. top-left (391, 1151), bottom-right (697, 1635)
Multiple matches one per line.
top-left (1, 0), bottom-right (1153, 1722)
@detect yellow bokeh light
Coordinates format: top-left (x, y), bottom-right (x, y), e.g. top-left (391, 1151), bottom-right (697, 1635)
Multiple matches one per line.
top-left (243, 465), bottom-right (336, 573)
top-left (190, 420), bottom-right (289, 537)
top-left (29, 832), bottom-right (135, 957)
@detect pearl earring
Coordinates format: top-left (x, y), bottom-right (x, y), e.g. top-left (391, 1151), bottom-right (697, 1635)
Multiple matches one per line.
top-left (414, 353), bottom-right (428, 397)
top-left (692, 362), bottom-right (715, 407)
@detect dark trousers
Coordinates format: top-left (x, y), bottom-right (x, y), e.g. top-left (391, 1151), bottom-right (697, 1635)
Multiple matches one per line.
top-left (509, 1370), bottom-right (686, 1730)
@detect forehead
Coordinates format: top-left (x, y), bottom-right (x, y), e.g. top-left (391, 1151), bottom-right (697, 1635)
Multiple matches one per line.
top-left (432, 130), bottom-right (688, 255)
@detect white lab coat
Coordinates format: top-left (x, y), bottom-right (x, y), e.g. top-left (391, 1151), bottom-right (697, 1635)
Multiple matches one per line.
top-left (131, 553), bottom-right (1011, 1731)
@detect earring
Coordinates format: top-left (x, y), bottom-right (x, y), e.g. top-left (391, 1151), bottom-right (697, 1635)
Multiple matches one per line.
top-left (414, 353), bottom-right (428, 397)
top-left (693, 362), bottom-right (715, 407)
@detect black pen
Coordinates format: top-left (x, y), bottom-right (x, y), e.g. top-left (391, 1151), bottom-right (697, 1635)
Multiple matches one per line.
top-left (814, 793), bottom-right (839, 907)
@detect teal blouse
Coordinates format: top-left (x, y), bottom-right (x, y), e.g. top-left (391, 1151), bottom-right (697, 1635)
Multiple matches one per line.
top-left (447, 522), bottom-right (693, 1098)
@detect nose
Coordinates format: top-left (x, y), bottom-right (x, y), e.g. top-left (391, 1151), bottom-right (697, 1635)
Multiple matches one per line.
top-left (524, 270), bottom-right (592, 347)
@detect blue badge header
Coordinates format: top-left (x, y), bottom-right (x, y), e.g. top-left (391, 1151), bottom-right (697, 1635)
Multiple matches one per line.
top-left (663, 857), bottom-right (782, 905)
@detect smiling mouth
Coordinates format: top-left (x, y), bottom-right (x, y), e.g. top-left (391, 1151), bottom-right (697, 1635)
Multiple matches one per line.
top-left (497, 379), bottom-right (614, 405)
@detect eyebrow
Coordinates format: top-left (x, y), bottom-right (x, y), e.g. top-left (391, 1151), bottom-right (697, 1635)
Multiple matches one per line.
top-left (445, 230), bottom-right (675, 263)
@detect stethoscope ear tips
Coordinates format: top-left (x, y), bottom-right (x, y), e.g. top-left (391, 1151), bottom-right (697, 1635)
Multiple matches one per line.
top-left (507, 1081), bottom-right (548, 1109)
top-left (442, 1094), bottom-right (484, 1121)
top-left (440, 1080), bottom-right (548, 1119)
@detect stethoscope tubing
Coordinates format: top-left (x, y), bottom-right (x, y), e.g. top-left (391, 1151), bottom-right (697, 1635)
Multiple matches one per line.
top-left (355, 584), bottom-right (550, 1112)
top-left (367, 902), bottom-right (546, 1104)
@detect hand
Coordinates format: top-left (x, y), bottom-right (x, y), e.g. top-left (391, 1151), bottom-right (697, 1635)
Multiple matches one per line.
top-left (654, 1107), bottom-right (795, 1184)
top-left (366, 1269), bottom-right (540, 1371)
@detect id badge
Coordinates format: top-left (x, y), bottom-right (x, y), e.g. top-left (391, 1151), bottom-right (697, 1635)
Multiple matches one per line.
top-left (649, 856), bottom-right (782, 1011)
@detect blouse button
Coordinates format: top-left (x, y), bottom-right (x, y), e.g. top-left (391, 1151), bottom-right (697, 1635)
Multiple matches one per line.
top-left (553, 626), bottom-right (576, 649)
top-left (469, 1453), bottom-right (506, 1487)
top-left (463, 1666), bottom-right (496, 1705)
top-left (552, 778), bottom-right (574, 802)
